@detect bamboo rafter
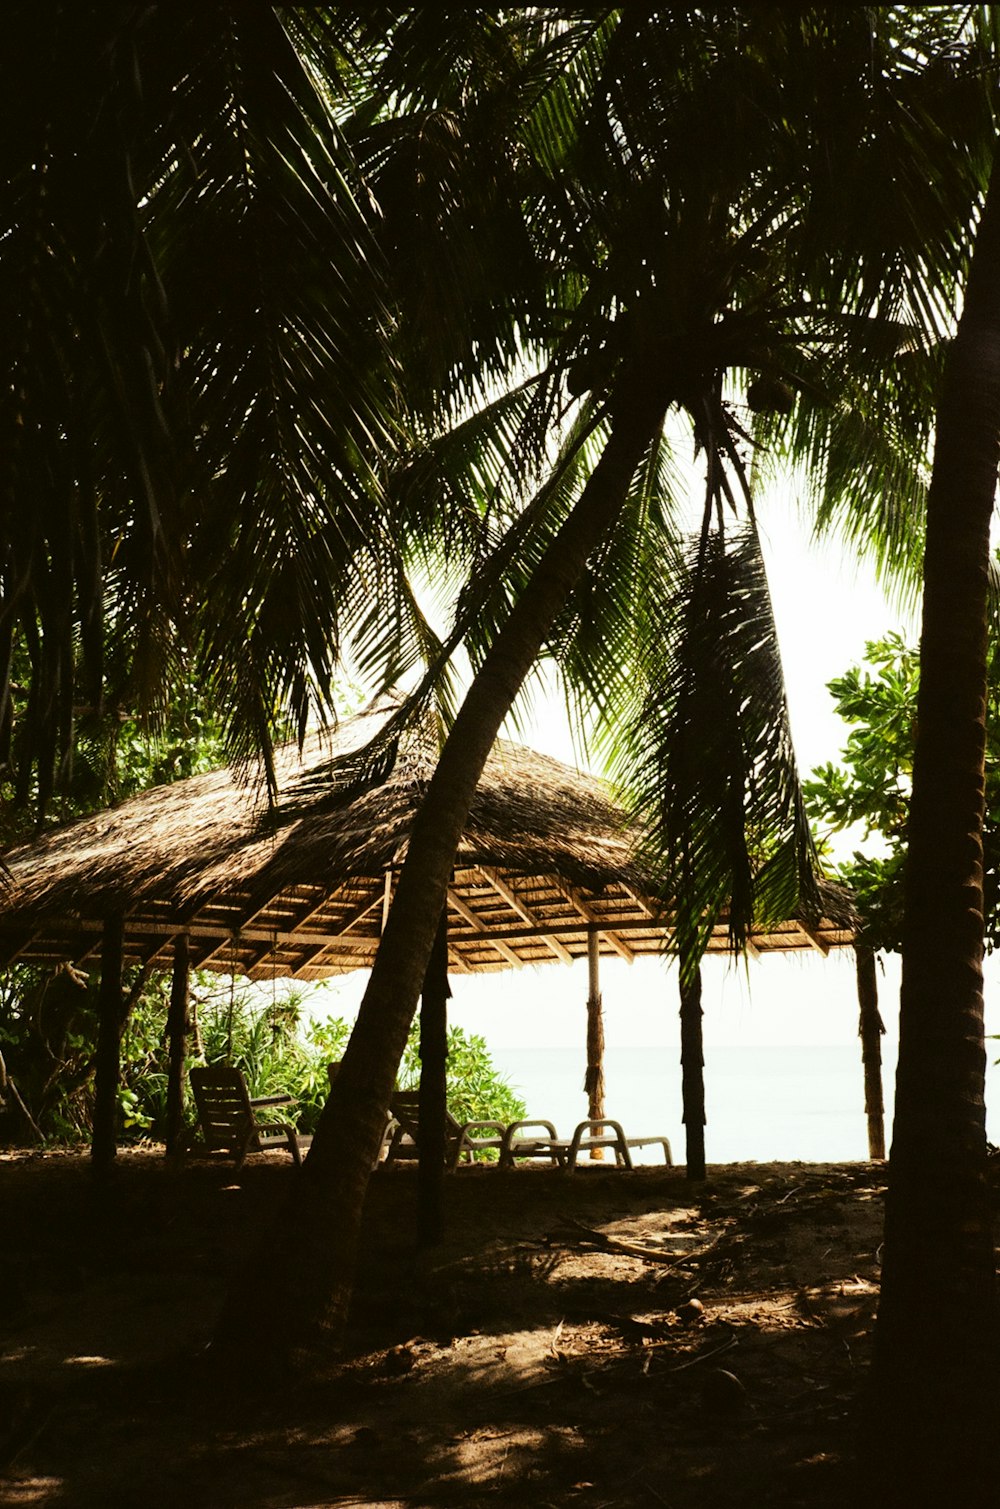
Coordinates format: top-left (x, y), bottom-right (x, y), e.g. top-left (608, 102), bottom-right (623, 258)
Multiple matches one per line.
top-left (477, 867), bottom-right (573, 962)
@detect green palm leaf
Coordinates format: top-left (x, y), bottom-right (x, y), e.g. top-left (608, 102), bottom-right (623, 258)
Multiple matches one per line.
top-left (612, 522), bottom-right (822, 981)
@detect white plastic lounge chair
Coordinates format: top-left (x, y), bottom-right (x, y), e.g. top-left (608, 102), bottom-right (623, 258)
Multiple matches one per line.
top-left (560, 1118), bottom-right (672, 1170)
top-left (501, 1117), bottom-right (672, 1170)
top-left (187, 1065), bottom-right (307, 1168)
top-left (499, 1119), bottom-right (567, 1168)
top-left (382, 1089), bottom-right (508, 1170)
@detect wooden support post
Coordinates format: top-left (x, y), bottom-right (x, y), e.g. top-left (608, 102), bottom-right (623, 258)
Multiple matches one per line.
top-left (418, 905), bottom-right (450, 1247)
top-left (91, 911), bottom-right (125, 1175)
top-left (164, 935), bottom-right (190, 1157)
top-left (679, 965), bottom-right (706, 1181)
top-left (856, 941), bottom-right (886, 1160)
top-left (585, 930), bottom-right (606, 1160)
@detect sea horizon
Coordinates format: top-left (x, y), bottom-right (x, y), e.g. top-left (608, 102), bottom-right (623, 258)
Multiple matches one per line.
top-left (299, 954), bottom-right (1000, 1167)
top-left (481, 1041), bottom-right (1000, 1166)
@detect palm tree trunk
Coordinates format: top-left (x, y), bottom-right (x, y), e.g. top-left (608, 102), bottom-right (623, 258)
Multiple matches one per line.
top-left (91, 911), bottom-right (124, 1177)
top-left (213, 368), bottom-right (669, 1366)
top-left (164, 934), bottom-right (190, 1158)
top-left (584, 930), bottom-right (605, 1159)
top-left (417, 907), bottom-right (450, 1245)
top-left (870, 153), bottom-right (1000, 1503)
top-left (679, 965), bottom-right (706, 1180)
top-left (854, 942), bottom-right (884, 1161)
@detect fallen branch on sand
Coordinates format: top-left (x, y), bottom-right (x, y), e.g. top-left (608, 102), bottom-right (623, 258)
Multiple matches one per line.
top-left (555, 1216), bottom-right (730, 1274)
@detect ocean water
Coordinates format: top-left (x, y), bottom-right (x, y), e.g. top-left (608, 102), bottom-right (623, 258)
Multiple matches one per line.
top-left (484, 1042), bottom-right (1000, 1166)
top-left (301, 954), bottom-right (1000, 1167)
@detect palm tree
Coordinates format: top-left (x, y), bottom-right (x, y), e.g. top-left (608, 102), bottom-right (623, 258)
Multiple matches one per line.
top-left (213, 7), bottom-right (996, 1364)
top-left (0, 0), bottom-right (468, 1179)
top-left (0, 2), bottom-right (421, 809)
top-left (601, 520), bottom-right (821, 1178)
top-left (866, 149), bottom-right (1000, 1506)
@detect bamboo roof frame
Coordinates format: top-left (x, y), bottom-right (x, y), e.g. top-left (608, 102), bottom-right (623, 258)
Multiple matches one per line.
top-left (0, 702), bottom-right (856, 981)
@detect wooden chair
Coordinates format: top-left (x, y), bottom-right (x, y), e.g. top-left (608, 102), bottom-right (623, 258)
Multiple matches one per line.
top-left (382, 1089), bottom-right (507, 1171)
top-left (187, 1065), bottom-right (307, 1168)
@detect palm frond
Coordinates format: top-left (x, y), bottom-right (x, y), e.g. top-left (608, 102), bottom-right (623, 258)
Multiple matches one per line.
top-left (2, 4), bottom-right (405, 806)
top-left (614, 522), bottom-right (822, 982)
top-left (551, 428), bottom-right (688, 754)
top-left (744, 313), bottom-right (938, 590)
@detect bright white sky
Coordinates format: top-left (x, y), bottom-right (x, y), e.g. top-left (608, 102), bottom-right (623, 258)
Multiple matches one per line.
top-left (505, 486), bottom-right (918, 782)
top-left (757, 492), bottom-right (918, 780)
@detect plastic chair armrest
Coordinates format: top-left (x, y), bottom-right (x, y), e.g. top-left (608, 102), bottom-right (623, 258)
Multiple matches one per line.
top-left (503, 1119), bottom-right (558, 1143)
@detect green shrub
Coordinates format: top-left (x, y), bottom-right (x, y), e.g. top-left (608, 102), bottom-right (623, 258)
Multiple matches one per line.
top-left (0, 964), bottom-right (103, 1143)
top-left (397, 1024), bottom-right (526, 1127)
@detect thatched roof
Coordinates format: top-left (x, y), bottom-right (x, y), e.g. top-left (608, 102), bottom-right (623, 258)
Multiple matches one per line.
top-left (0, 703), bottom-right (855, 980)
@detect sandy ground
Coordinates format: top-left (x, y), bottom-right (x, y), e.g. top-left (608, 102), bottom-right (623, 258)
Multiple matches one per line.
top-left (0, 1149), bottom-right (889, 1508)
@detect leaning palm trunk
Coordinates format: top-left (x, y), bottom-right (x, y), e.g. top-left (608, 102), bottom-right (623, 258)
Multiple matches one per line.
top-left (213, 368), bottom-right (669, 1365)
top-left (869, 155), bottom-right (1000, 1503)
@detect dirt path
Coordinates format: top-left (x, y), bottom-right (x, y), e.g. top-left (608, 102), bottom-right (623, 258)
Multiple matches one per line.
top-left (0, 1150), bottom-right (887, 1507)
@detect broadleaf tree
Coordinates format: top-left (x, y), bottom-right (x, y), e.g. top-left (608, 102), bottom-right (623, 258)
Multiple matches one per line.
top-left (806, 629), bottom-right (1000, 955)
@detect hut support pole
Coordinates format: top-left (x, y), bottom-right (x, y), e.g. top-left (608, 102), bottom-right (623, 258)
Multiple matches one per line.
top-left (92, 911), bottom-right (125, 1175)
top-left (417, 905), bottom-right (451, 1247)
top-left (585, 930), bottom-right (606, 1160)
top-left (679, 965), bottom-right (706, 1181)
top-left (164, 934), bottom-right (190, 1158)
top-left (856, 942), bottom-right (886, 1160)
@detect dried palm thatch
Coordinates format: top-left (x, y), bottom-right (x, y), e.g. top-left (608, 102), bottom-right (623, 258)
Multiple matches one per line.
top-left (0, 702), bottom-right (855, 980)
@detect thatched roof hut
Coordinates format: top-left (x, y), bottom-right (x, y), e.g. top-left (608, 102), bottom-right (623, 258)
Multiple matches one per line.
top-left (0, 701), bottom-right (855, 980)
